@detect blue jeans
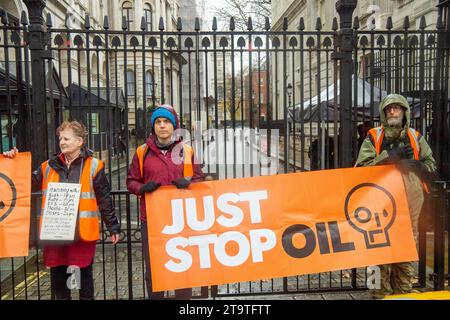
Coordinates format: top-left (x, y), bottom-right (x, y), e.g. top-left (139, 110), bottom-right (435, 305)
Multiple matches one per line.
top-left (141, 220), bottom-right (192, 300)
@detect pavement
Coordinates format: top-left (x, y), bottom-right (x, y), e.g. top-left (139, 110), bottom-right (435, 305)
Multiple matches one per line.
top-left (213, 291), bottom-right (373, 300)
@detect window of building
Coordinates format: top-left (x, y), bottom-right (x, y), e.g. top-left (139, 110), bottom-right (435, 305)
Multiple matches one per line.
top-left (1, 115), bottom-right (16, 152)
top-left (144, 3), bottom-right (152, 31)
top-left (122, 1), bottom-right (133, 30)
top-left (0, 9), bottom-right (20, 26)
top-left (217, 86), bottom-right (224, 100)
top-left (175, 4), bottom-right (179, 19)
top-left (63, 109), bottom-right (70, 122)
top-left (86, 113), bottom-right (99, 134)
top-left (165, 1), bottom-right (170, 28)
top-left (145, 71), bottom-right (153, 97)
top-left (397, 0), bottom-right (413, 8)
top-left (127, 69), bottom-right (135, 96)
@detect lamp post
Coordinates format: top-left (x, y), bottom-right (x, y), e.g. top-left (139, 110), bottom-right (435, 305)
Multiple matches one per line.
top-left (151, 83), bottom-right (157, 107)
top-left (287, 83), bottom-right (293, 132)
top-left (287, 83), bottom-right (293, 110)
top-left (251, 90), bottom-right (255, 128)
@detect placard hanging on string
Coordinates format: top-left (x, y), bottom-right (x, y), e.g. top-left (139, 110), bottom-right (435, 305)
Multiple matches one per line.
top-left (39, 182), bottom-right (81, 241)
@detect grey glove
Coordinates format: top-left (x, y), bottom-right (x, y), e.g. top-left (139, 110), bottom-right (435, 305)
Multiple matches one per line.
top-left (172, 177), bottom-right (191, 189)
top-left (396, 159), bottom-right (437, 182)
top-left (139, 181), bottom-right (161, 194)
top-left (387, 145), bottom-right (414, 161)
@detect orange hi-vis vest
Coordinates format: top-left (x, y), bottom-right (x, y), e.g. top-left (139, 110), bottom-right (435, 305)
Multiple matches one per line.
top-left (40, 157), bottom-right (104, 242)
top-left (368, 127), bottom-right (421, 160)
top-left (368, 126), bottom-right (429, 193)
top-left (136, 143), bottom-right (194, 179)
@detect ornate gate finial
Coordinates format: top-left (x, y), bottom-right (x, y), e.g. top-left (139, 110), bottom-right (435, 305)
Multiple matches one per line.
top-left (336, 0), bottom-right (357, 29)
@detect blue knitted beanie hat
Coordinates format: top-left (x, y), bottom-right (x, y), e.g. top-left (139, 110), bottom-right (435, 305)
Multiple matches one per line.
top-left (150, 106), bottom-right (176, 128)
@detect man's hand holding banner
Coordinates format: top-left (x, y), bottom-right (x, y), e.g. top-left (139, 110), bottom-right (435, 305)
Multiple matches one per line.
top-left (0, 152), bottom-right (31, 258)
top-left (146, 165), bottom-right (418, 292)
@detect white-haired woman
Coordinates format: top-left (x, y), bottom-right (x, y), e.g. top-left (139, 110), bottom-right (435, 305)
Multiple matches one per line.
top-left (3, 120), bottom-right (120, 300)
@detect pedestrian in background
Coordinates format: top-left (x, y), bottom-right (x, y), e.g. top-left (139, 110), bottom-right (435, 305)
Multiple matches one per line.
top-left (117, 125), bottom-right (127, 158)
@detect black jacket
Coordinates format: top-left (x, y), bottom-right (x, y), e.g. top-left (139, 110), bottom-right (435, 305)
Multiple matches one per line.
top-left (32, 147), bottom-right (120, 235)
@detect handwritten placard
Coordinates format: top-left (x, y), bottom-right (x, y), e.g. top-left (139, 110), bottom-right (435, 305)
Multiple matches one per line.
top-left (39, 182), bottom-right (81, 241)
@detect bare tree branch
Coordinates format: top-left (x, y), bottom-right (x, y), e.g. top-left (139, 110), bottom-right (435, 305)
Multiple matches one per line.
top-left (214, 0), bottom-right (271, 31)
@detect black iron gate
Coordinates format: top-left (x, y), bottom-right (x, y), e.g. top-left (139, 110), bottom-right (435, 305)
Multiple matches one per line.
top-left (0, 0), bottom-right (449, 299)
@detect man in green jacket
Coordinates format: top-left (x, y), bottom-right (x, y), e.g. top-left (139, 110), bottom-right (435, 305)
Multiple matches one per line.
top-left (355, 93), bottom-right (437, 299)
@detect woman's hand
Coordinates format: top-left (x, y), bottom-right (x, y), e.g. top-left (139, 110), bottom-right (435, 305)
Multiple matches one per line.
top-left (2, 147), bottom-right (18, 158)
top-left (110, 233), bottom-right (120, 245)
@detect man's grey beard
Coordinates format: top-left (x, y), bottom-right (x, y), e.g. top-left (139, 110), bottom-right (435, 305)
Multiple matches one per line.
top-left (387, 117), bottom-right (403, 128)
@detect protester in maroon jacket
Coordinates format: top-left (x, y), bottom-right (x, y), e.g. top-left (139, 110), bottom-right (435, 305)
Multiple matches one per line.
top-left (127, 104), bottom-right (204, 300)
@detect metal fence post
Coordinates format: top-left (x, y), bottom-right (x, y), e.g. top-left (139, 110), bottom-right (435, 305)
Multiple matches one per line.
top-left (430, 181), bottom-right (446, 290)
top-left (431, 0), bottom-right (450, 181)
top-left (334, 0), bottom-right (357, 168)
top-left (334, 0), bottom-right (358, 290)
top-left (446, 181), bottom-right (450, 285)
top-left (21, 0), bottom-right (48, 301)
top-left (23, 0), bottom-right (48, 169)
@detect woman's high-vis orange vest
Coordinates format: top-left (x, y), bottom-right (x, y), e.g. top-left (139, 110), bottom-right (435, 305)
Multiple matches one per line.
top-left (136, 143), bottom-right (194, 179)
top-left (368, 127), bottom-right (421, 160)
top-left (40, 157), bottom-right (104, 241)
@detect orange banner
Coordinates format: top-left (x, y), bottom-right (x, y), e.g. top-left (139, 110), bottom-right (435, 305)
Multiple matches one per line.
top-left (0, 153), bottom-right (31, 258)
top-left (146, 165), bottom-right (418, 292)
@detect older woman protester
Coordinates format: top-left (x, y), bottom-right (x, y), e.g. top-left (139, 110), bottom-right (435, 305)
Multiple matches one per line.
top-left (3, 120), bottom-right (120, 300)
